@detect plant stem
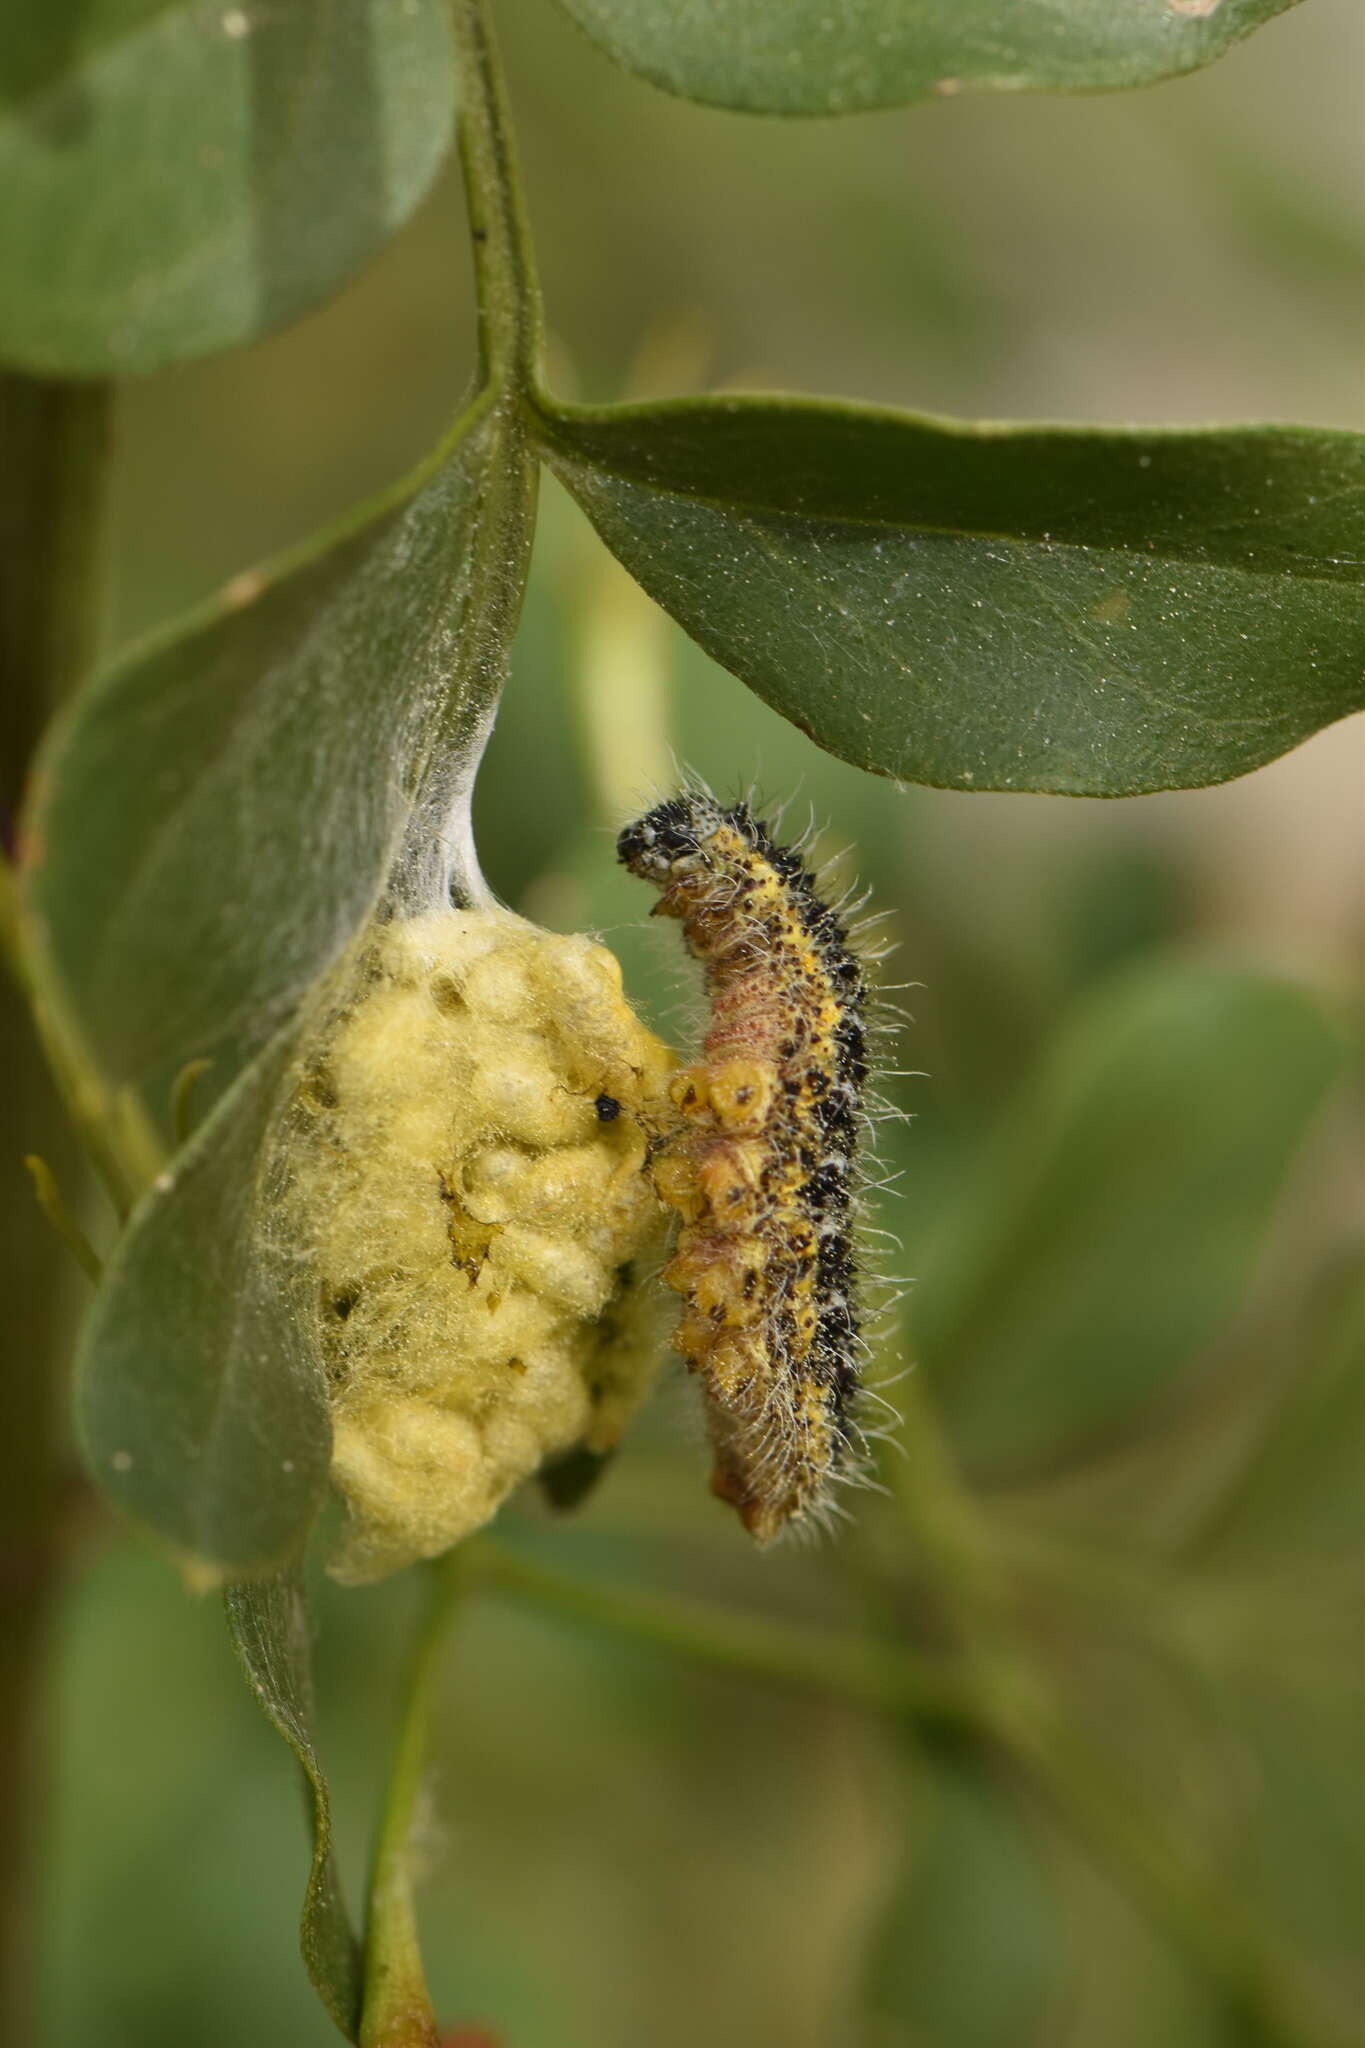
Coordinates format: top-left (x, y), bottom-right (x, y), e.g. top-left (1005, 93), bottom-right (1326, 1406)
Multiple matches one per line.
top-left (473, 1542), bottom-right (975, 1725)
top-left (886, 1370), bottom-right (1007, 1627)
top-left (449, 0), bottom-right (544, 394)
top-left (0, 370), bottom-right (113, 2047)
top-left (0, 375), bottom-right (111, 810)
top-left (360, 1555), bottom-right (467, 2048)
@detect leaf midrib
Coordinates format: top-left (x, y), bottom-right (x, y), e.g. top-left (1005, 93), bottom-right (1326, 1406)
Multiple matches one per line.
top-left (554, 451), bottom-right (1365, 591)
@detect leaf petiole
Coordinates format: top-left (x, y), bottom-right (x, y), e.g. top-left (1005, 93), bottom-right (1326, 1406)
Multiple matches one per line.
top-left (450, 0), bottom-right (544, 396)
top-left (360, 1553), bottom-right (468, 2048)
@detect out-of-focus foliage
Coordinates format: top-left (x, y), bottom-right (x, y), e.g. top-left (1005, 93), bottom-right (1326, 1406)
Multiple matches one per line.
top-left (0, 0), bottom-right (455, 374)
top-left (912, 963), bottom-right (1347, 1472)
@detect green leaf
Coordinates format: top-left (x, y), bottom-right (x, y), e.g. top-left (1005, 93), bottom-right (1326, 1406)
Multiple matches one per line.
top-left (227, 1568), bottom-right (363, 2043)
top-left (862, 1749), bottom-right (1061, 2046)
top-left (0, 0), bottom-right (454, 375)
top-left (1192, 1250), bottom-right (1365, 1565)
top-left (536, 395), bottom-right (1365, 796)
top-left (23, 395), bottom-right (533, 1142)
top-left (551, 0), bottom-right (1301, 114)
top-left (21, 396), bottom-right (537, 1569)
top-left (910, 964), bottom-right (1348, 1478)
top-left (76, 1029), bottom-right (333, 1572)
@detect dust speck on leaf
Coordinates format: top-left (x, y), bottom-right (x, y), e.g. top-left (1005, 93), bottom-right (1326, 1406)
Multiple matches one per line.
top-left (221, 570), bottom-right (266, 610)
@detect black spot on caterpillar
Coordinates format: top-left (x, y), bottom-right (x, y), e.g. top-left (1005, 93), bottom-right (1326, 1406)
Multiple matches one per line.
top-left (619, 789), bottom-right (891, 1541)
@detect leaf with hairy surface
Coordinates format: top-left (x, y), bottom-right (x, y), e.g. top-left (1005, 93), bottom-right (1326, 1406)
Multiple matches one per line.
top-left (551, 0), bottom-right (1301, 114)
top-left (537, 395), bottom-right (1365, 796)
top-left (227, 1568), bottom-right (364, 2042)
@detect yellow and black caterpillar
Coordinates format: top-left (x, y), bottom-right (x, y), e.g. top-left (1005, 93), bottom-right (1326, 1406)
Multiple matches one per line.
top-left (619, 791), bottom-right (881, 1541)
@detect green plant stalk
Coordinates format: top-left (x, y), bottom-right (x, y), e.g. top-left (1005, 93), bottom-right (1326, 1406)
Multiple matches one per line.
top-left (449, 0), bottom-right (544, 396)
top-left (474, 1542), bottom-right (976, 1724)
top-left (0, 376), bottom-right (110, 802)
top-left (0, 370), bottom-right (113, 2048)
top-left (360, 1557), bottom-right (466, 2048)
top-left (1, 372), bottom-right (142, 1213)
top-left (886, 1371), bottom-right (1010, 1622)
top-left (0, 862), bottom-right (29, 1002)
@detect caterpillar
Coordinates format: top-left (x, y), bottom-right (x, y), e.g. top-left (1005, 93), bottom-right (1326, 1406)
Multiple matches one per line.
top-left (618, 789), bottom-right (889, 1542)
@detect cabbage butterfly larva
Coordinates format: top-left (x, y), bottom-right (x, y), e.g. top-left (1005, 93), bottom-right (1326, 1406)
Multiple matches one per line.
top-left (619, 790), bottom-right (891, 1541)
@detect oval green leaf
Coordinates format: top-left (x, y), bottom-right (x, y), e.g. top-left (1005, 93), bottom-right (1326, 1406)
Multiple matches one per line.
top-left (910, 964), bottom-right (1348, 1478)
top-left (1191, 1251), bottom-right (1365, 1565)
top-left (77, 1031), bottom-right (333, 1572)
top-left (0, 0), bottom-right (454, 374)
top-left (537, 395), bottom-right (1365, 796)
top-left (23, 398), bottom-right (533, 1144)
top-left (551, 0), bottom-right (1300, 114)
top-left (863, 1753), bottom-right (1060, 2047)
top-left (20, 398), bottom-right (537, 1570)
top-left (227, 1568), bottom-right (364, 2042)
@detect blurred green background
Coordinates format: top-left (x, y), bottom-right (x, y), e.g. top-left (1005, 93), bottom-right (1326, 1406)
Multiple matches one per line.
top-left (30, 0), bottom-right (1365, 2042)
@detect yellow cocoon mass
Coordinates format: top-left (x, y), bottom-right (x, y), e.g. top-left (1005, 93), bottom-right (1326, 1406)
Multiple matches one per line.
top-left (285, 907), bottom-right (675, 1582)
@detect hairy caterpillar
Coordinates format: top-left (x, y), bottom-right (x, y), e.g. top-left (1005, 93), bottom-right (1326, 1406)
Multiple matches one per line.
top-left (619, 790), bottom-right (891, 1541)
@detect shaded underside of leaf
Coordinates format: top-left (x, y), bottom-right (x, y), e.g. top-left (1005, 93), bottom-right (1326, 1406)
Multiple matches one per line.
top-left (0, 0), bottom-right (455, 374)
top-left (226, 1567), bottom-right (363, 2042)
top-left (551, 0), bottom-right (1301, 114)
top-left (76, 1024), bottom-right (333, 1573)
top-left (22, 398), bottom-right (533, 1141)
top-left (909, 962), bottom-right (1349, 1478)
top-left (538, 395), bottom-right (1365, 795)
